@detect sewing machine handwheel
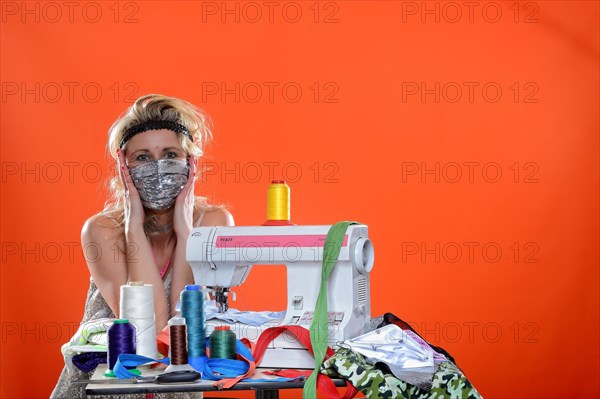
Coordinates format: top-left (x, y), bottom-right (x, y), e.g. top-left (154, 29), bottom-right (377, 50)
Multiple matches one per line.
top-left (353, 237), bottom-right (374, 274)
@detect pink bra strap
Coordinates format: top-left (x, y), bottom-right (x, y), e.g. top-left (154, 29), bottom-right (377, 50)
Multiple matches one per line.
top-left (159, 256), bottom-right (172, 279)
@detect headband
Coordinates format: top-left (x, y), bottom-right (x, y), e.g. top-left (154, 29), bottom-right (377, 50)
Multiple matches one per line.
top-left (119, 120), bottom-right (193, 148)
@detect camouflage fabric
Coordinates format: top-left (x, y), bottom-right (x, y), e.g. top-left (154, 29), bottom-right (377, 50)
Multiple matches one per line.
top-left (321, 348), bottom-right (483, 399)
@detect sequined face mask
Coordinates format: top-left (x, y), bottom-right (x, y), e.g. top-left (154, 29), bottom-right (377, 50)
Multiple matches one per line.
top-left (128, 159), bottom-right (190, 210)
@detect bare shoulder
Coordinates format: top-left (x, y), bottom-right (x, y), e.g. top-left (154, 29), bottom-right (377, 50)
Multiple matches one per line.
top-left (81, 211), bottom-right (125, 246)
top-left (198, 207), bottom-right (235, 227)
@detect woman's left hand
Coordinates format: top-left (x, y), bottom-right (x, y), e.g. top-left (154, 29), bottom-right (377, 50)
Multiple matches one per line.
top-left (173, 155), bottom-right (196, 239)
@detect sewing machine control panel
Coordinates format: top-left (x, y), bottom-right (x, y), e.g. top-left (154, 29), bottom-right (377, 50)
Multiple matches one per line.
top-left (288, 311), bottom-right (345, 326)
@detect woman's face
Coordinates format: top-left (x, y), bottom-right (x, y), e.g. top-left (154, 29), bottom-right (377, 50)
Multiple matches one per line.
top-left (122, 129), bottom-right (191, 210)
top-left (123, 129), bottom-right (187, 167)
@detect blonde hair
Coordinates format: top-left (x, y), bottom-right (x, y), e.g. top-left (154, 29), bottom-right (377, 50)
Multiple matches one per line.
top-left (100, 94), bottom-right (224, 236)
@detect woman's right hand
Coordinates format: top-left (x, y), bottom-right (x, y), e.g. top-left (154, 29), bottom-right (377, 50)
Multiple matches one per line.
top-left (116, 148), bottom-right (146, 240)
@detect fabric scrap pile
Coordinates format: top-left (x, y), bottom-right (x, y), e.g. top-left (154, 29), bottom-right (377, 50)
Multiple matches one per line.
top-left (321, 312), bottom-right (482, 399)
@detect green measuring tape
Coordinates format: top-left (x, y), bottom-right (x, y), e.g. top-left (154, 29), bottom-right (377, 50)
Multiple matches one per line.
top-left (303, 221), bottom-right (359, 399)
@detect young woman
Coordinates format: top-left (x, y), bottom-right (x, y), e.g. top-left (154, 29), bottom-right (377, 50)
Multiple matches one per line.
top-left (51, 94), bottom-right (233, 399)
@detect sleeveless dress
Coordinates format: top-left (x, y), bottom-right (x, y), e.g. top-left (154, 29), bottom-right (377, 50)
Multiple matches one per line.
top-left (50, 214), bottom-right (206, 399)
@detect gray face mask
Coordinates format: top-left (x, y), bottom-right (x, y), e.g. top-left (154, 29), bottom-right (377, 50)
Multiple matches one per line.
top-left (128, 159), bottom-right (190, 210)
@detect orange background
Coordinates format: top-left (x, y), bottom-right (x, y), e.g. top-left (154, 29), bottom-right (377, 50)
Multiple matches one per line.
top-left (1, 1), bottom-right (599, 398)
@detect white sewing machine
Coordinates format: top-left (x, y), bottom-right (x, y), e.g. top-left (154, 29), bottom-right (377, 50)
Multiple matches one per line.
top-left (186, 224), bottom-right (374, 368)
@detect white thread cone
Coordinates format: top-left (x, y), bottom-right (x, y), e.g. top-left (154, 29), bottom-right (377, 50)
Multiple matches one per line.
top-left (120, 283), bottom-right (158, 358)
